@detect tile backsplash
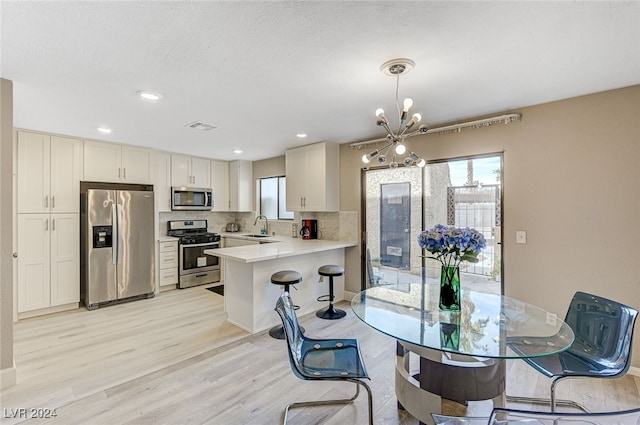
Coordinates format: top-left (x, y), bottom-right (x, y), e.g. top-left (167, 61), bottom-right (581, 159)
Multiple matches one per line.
top-left (159, 210), bottom-right (358, 242)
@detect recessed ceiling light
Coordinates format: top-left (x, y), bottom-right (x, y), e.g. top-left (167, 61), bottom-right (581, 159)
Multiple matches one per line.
top-left (137, 90), bottom-right (163, 101)
top-left (296, 133), bottom-right (307, 138)
top-left (97, 127), bottom-right (112, 134)
top-left (233, 149), bottom-right (243, 154)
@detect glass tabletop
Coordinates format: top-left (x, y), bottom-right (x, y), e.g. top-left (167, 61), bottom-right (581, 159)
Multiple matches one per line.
top-left (351, 283), bottom-right (575, 359)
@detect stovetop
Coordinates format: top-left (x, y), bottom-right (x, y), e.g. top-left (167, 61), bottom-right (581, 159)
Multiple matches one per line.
top-left (167, 219), bottom-right (220, 244)
top-left (177, 232), bottom-right (220, 245)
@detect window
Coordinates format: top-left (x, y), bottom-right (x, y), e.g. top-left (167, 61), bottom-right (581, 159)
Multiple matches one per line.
top-left (259, 176), bottom-right (294, 220)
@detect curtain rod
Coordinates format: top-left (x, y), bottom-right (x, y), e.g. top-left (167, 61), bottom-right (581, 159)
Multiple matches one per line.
top-left (349, 113), bottom-right (522, 149)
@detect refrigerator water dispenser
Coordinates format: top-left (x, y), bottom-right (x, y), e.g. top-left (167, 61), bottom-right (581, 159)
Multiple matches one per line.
top-left (92, 226), bottom-right (112, 248)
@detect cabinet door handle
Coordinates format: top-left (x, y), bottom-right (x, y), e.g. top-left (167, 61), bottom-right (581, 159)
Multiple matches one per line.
top-left (52, 195), bottom-right (55, 209)
top-left (118, 168), bottom-right (121, 178)
top-left (44, 195), bottom-right (48, 208)
top-left (52, 218), bottom-right (56, 231)
top-left (45, 218), bottom-right (48, 231)
top-left (123, 168), bottom-right (126, 179)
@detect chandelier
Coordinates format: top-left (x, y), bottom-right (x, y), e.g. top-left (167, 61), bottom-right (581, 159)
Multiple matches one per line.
top-left (362, 58), bottom-right (427, 168)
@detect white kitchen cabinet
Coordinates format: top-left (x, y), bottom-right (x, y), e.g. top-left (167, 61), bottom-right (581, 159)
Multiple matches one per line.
top-left (210, 159), bottom-right (230, 211)
top-left (121, 145), bottom-right (155, 183)
top-left (17, 131), bottom-right (82, 214)
top-left (17, 213), bottom-right (79, 313)
top-left (158, 240), bottom-right (178, 288)
top-left (156, 153), bottom-right (172, 212)
top-left (285, 141), bottom-right (339, 212)
top-left (229, 160), bottom-right (253, 212)
top-left (171, 154), bottom-right (210, 188)
top-left (84, 140), bottom-right (155, 184)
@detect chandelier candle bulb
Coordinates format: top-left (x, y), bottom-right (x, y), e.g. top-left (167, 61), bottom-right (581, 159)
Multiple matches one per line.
top-left (403, 98), bottom-right (413, 112)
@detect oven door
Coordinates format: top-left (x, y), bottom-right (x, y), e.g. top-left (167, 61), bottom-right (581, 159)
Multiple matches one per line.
top-left (179, 242), bottom-right (220, 274)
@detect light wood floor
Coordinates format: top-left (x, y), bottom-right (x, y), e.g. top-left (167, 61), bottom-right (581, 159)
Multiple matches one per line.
top-left (2, 287), bottom-right (639, 424)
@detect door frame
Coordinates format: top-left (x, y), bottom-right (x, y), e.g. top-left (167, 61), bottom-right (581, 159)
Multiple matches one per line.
top-left (360, 151), bottom-right (504, 293)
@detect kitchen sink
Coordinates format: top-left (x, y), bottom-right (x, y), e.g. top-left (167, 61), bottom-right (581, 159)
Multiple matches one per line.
top-left (247, 234), bottom-right (270, 238)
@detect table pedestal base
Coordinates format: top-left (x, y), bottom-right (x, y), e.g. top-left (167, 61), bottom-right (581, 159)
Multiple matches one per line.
top-left (395, 341), bottom-right (506, 425)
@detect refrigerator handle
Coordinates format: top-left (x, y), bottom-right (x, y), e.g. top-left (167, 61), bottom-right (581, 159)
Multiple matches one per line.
top-left (117, 204), bottom-right (124, 265)
top-left (112, 203), bottom-right (118, 265)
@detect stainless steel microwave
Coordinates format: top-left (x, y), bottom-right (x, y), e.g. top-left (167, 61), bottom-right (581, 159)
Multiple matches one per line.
top-left (171, 187), bottom-right (213, 211)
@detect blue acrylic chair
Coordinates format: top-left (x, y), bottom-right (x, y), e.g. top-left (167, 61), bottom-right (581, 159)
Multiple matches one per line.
top-left (432, 406), bottom-right (640, 425)
top-left (508, 291), bottom-right (638, 412)
top-left (274, 292), bottom-right (373, 425)
top-left (489, 407), bottom-right (640, 425)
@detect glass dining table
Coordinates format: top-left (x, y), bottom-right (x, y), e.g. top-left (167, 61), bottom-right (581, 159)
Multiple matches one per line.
top-left (351, 282), bottom-right (575, 425)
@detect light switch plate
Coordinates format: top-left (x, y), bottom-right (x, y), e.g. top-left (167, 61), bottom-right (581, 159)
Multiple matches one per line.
top-left (516, 230), bottom-right (527, 244)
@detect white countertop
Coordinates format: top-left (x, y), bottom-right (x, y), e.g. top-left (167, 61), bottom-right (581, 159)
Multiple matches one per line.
top-left (220, 232), bottom-right (285, 243)
top-left (158, 236), bottom-right (180, 242)
top-left (206, 237), bottom-right (357, 263)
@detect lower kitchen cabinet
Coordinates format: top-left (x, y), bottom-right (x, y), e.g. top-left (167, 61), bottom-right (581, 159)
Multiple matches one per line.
top-left (158, 239), bottom-right (178, 289)
top-left (17, 213), bottom-right (79, 315)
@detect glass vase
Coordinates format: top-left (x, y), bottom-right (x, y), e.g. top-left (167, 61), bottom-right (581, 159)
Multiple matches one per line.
top-left (439, 265), bottom-right (460, 311)
top-left (439, 312), bottom-right (461, 350)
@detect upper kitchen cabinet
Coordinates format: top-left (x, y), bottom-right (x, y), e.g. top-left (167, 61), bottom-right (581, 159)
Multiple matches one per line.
top-left (229, 160), bottom-right (253, 212)
top-left (171, 154), bottom-right (210, 188)
top-left (17, 131), bottom-right (82, 214)
top-left (210, 159), bottom-right (230, 211)
top-left (285, 141), bottom-right (339, 212)
top-left (156, 153), bottom-right (172, 212)
top-left (84, 140), bottom-right (155, 184)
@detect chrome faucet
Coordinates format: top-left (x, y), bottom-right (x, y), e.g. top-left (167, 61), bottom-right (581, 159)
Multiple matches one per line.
top-left (254, 214), bottom-right (269, 235)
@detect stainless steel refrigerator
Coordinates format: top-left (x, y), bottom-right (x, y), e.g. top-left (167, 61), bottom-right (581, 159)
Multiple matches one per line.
top-left (81, 182), bottom-right (155, 310)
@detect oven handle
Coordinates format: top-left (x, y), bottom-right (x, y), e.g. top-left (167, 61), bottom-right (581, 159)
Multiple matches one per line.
top-left (180, 242), bottom-right (220, 249)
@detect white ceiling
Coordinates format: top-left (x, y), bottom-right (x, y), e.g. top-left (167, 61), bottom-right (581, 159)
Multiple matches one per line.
top-left (2, 1), bottom-right (639, 161)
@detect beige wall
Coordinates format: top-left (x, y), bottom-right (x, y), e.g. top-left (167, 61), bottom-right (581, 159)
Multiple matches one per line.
top-left (0, 78), bottom-right (15, 387)
top-left (253, 155), bottom-right (285, 180)
top-left (340, 85), bottom-right (640, 367)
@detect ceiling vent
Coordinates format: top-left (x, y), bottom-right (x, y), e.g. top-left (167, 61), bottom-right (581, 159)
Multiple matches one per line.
top-left (185, 121), bottom-right (219, 131)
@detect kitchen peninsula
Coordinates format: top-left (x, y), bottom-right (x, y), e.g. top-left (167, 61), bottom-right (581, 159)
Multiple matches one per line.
top-left (205, 236), bottom-right (357, 333)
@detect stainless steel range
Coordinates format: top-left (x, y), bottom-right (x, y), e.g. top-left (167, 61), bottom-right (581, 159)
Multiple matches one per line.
top-left (167, 220), bottom-right (221, 289)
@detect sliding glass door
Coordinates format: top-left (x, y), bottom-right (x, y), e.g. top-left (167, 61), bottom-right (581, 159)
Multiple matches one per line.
top-left (362, 154), bottom-right (502, 294)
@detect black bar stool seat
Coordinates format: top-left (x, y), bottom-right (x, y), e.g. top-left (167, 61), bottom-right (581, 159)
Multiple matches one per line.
top-left (316, 265), bottom-right (346, 320)
top-left (269, 270), bottom-right (304, 339)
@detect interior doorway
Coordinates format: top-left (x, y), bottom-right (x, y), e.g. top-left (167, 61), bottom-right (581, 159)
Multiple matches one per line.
top-left (362, 154), bottom-right (502, 294)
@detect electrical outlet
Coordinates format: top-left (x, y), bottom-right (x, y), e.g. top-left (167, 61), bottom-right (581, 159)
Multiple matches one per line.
top-left (516, 230), bottom-right (527, 244)
top-left (318, 220), bottom-right (323, 228)
top-left (546, 312), bottom-right (557, 326)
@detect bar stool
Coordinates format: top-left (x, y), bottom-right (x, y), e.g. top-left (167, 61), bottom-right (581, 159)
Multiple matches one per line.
top-left (316, 265), bottom-right (346, 320)
top-left (269, 270), bottom-right (304, 339)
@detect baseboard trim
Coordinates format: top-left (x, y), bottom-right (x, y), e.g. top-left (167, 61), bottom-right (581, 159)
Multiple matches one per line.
top-left (344, 290), bottom-right (357, 302)
top-left (0, 360), bottom-right (17, 389)
top-left (629, 366), bottom-right (640, 377)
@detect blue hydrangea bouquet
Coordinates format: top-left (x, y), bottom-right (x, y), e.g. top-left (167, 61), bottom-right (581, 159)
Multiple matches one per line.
top-left (417, 224), bottom-right (486, 267)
